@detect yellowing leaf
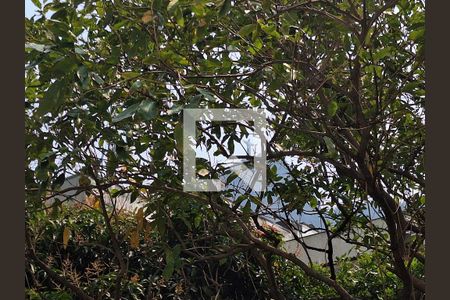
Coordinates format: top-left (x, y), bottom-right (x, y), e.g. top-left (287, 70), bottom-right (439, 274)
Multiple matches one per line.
top-left (121, 72), bottom-right (140, 80)
top-left (197, 169), bottom-right (209, 176)
top-left (63, 227), bottom-right (71, 250)
top-left (141, 11), bottom-right (153, 24)
top-left (79, 174), bottom-right (91, 187)
top-left (93, 199), bottom-right (101, 210)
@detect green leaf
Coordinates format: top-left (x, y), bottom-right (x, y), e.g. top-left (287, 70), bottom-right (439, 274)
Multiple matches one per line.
top-left (52, 57), bottom-right (78, 75)
top-left (409, 28), bottom-right (424, 42)
top-left (374, 65), bottom-right (383, 78)
top-left (130, 80), bottom-right (143, 91)
top-left (74, 47), bottom-right (87, 55)
top-left (365, 65), bottom-right (383, 78)
top-left (31, 0), bottom-right (42, 9)
top-left (419, 196), bottom-right (425, 205)
top-left (112, 19), bottom-right (128, 30)
top-left (162, 259), bottom-right (174, 279)
top-left (249, 195), bottom-right (262, 206)
top-left (112, 103), bottom-right (140, 123)
top-left (121, 72), bottom-right (140, 80)
top-left (310, 198), bottom-right (318, 209)
top-left (219, 0), bottom-right (232, 17)
top-left (226, 172), bottom-right (238, 185)
top-left (250, 96), bottom-right (261, 107)
top-left (174, 123), bottom-right (183, 153)
top-left (92, 73), bottom-right (104, 85)
top-left (373, 47), bottom-right (393, 62)
top-left (138, 100), bottom-right (158, 121)
top-left (51, 173), bottom-right (66, 190)
top-left (239, 24), bottom-right (257, 37)
top-left (162, 246), bottom-right (179, 279)
top-left (37, 80), bottom-right (70, 115)
top-left (167, 104), bottom-right (183, 115)
top-left (25, 42), bottom-right (51, 53)
top-left (172, 244), bottom-right (181, 260)
top-left (197, 88), bottom-right (215, 102)
top-left (260, 23), bottom-right (281, 39)
top-left (174, 7), bottom-right (185, 26)
top-left (267, 193), bottom-right (273, 205)
top-left (227, 137), bottom-right (235, 154)
top-left (323, 136), bottom-right (337, 157)
top-left (242, 200), bottom-right (252, 217)
top-left (327, 101), bottom-right (338, 117)
top-left (130, 190), bottom-right (139, 203)
top-left (194, 214), bottom-right (202, 228)
top-left (167, 0), bottom-right (179, 12)
top-left (76, 66), bottom-right (89, 89)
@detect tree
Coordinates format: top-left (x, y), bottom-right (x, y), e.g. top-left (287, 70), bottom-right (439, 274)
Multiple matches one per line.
top-left (25, 0), bottom-right (425, 299)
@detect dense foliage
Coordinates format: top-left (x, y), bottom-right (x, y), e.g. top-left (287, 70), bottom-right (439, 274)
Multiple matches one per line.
top-left (26, 205), bottom-right (273, 299)
top-left (26, 0), bottom-right (425, 299)
top-left (26, 205), bottom-right (424, 299)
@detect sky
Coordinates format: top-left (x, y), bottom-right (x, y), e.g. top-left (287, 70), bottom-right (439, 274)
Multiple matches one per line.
top-left (25, 0), bottom-right (39, 18)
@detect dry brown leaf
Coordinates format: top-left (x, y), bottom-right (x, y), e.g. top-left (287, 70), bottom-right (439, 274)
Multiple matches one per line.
top-left (130, 274), bottom-right (140, 283)
top-left (130, 230), bottom-right (139, 249)
top-left (144, 220), bottom-right (152, 242)
top-left (63, 227), bottom-right (71, 250)
top-left (136, 207), bottom-right (144, 233)
top-left (85, 194), bottom-right (96, 206)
